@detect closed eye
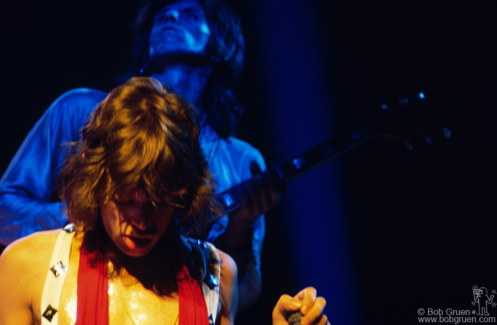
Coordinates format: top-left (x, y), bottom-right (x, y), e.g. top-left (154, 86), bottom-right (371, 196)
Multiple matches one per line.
top-left (113, 199), bottom-right (135, 207)
top-left (153, 201), bottom-right (185, 209)
top-left (155, 14), bottom-right (167, 24)
top-left (183, 13), bottom-right (200, 21)
top-left (181, 8), bottom-right (202, 21)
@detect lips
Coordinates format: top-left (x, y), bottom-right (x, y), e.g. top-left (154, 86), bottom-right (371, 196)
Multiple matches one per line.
top-left (122, 226), bottom-right (156, 251)
top-left (160, 27), bottom-right (183, 37)
top-left (123, 235), bottom-right (154, 250)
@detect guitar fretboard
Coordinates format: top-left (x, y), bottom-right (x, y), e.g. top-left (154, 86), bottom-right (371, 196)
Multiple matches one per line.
top-left (216, 127), bottom-right (369, 214)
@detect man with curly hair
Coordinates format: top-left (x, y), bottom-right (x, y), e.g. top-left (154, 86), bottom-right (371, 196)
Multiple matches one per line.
top-left (0, 0), bottom-right (278, 309)
top-left (0, 78), bottom-right (328, 325)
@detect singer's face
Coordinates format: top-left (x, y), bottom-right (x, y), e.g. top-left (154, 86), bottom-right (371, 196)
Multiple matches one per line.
top-left (101, 190), bottom-right (175, 257)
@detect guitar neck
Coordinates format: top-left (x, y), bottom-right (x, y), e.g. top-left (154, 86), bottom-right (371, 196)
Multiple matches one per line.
top-left (217, 126), bottom-right (370, 214)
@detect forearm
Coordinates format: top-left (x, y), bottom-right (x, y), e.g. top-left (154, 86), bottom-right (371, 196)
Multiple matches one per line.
top-left (0, 88), bottom-right (104, 246)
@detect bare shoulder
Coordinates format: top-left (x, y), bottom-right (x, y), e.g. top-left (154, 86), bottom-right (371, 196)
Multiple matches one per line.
top-left (217, 249), bottom-right (237, 281)
top-left (0, 229), bottom-right (60, 287)
top-left (216, 249), bottom-right (238, 325)
top-left (0, 230), bottom-right (59, 268)
top-left (0, 230), bottom-right (60, 325)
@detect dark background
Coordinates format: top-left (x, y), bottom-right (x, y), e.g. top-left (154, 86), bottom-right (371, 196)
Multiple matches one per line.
top-left (1, 1), bottom-right (496, 324)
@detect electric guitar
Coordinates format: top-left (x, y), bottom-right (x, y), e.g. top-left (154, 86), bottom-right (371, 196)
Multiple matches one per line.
top-left (215, 92), bottom-right (454, 216)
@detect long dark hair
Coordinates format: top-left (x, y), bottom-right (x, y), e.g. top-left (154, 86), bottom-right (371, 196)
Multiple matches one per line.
top-left (131, 0), bottom-right (245, 138)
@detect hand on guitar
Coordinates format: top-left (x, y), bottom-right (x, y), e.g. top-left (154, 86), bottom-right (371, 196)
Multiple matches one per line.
top-left (215, 160), bottom-right (280, 253)
top-left (232, 160), bottom-right (280, 222)
top-left (273, 287), bottom-right (329, 325)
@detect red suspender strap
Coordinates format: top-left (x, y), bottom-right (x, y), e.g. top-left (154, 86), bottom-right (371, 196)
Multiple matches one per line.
top-left (178, 265), bottom-right (209, 325)
top-left (75, 239), bottom-right (109, 325)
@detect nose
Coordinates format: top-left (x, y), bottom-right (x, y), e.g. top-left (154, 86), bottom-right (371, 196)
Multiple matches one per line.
top-left (130, 216), bottom-right (152, 230)
top-left (165, 10), bottom-right (180, 23)
top-left (128, 203), bottom-right (154, 230)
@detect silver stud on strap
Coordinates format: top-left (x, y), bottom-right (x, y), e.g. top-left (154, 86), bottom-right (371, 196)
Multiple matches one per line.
top-left (63, 224), bottom-right (76, 233)
top-left (204, 273), bottom-right (219, 289)
top-left (50, 261), bottom-right (67, 277)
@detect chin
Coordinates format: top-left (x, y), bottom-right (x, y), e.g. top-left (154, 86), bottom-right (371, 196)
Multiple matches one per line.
top-left (120, 246), bottom-right (154, 258)
top-left (123, 250), bottom-right (152, 258)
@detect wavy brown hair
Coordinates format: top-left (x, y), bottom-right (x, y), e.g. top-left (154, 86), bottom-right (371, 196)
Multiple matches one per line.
top-left (58, 77), bottom-right (219, 234)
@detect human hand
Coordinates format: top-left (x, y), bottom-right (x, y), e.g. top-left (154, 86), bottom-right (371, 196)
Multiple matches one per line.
top-left (272, 287), bottom-right (329, 325)
top-left (213, 161), bottom-right (280, 268)
top-left (229, 160), bottom-right (280, 225)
